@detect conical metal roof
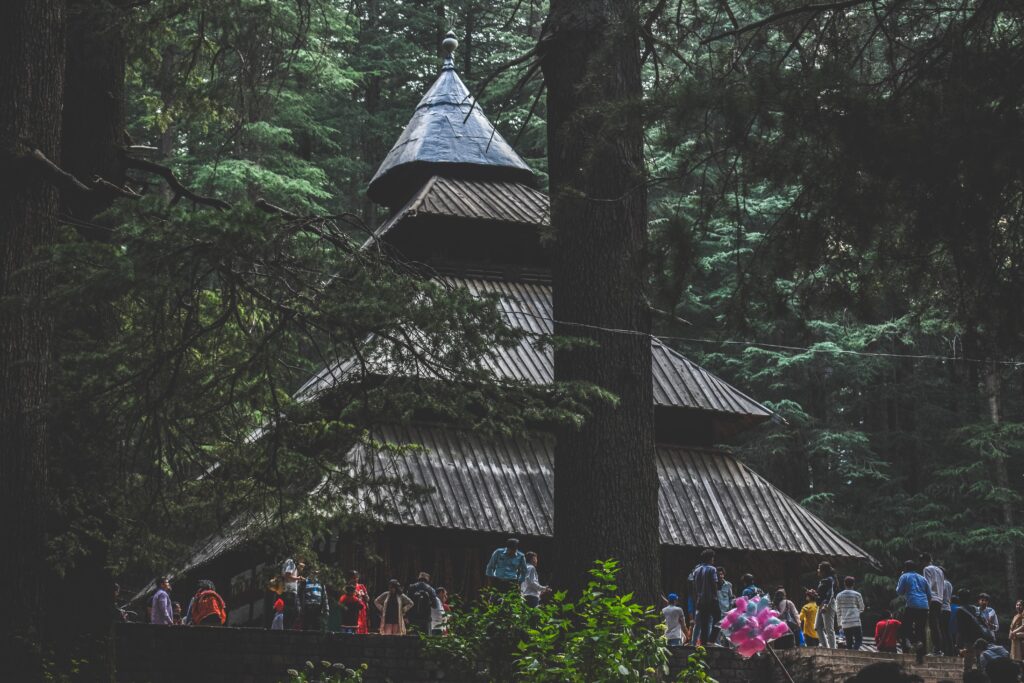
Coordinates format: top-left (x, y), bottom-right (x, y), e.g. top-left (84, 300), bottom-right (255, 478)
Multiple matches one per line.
top-left (366, 34), bottom-right (535, 208)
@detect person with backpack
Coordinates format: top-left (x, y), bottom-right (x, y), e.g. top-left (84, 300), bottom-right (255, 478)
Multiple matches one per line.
top-left (874, 610), bottom-right (902, 653)
top-left (301, 570), bottom-right (328, 631)
top-left (406, 572), bottom-right (439, 635)
top-left (954, 590), bottom-right (995, 652)
top-left (374, 579), bottom-right (413, 635)
top-left (815, 562), bottom-right (839, 648)
top-left (187, 580), bottom-right (227, 626)
top-left (337, 584), bottom-right (366, 635)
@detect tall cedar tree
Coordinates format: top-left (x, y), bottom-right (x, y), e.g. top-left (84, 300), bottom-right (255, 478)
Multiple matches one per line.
top-left (0, 0), bottom-right (65, 677)
top-left (542, 0), bottom-right (660, 601)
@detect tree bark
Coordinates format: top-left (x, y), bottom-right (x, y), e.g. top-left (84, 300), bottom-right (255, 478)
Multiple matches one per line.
top-left (0, 0), bottom-right (65, 675)
top-left (541, 0), bottom-right (660, 602)
top-left (985, 360), bottom-right (1018, 602)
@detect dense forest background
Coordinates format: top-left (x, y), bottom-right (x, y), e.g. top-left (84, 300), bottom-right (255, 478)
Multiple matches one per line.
top-left (3, 0), bottom-right (1024, 673)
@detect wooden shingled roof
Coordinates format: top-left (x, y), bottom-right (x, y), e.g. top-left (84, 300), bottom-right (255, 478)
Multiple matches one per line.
top-left (351, 423), bottom-right (873, 561)
top-left (296, 277), bottom-right (773, 422)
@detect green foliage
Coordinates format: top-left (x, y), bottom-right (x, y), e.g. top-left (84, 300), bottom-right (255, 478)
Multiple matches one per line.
top-left (423, 560), bottom-right (682, 682)
top-left (283, 659), bottom-right (367, 683)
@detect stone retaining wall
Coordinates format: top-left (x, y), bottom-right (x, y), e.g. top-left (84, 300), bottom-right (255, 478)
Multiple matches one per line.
top-left (114, 624), bottom-right (965, 683)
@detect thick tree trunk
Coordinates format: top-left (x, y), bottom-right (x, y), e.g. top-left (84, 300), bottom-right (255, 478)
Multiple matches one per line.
top-left (0, 0), bottom-right (65, 675)
top-left (985, 360), bottom-right (1018, 602)
top-left (542, 1), bottom-right (660, 602)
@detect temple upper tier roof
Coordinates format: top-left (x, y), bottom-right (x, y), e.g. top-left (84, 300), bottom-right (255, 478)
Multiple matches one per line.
top-left (366, 33), bottom-right (535, 208)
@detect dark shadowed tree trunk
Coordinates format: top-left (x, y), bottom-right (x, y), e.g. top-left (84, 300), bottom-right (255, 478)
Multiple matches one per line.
top-left (541, 0), bottom-right (660, 603)
top-left (985, 360), bottom-right (1019, 602)
top-left (0, 0), bottom-right (65, 676)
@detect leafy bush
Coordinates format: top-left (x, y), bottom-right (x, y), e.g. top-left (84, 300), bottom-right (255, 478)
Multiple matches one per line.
top-left (423, 559), bottom-right (710, 682)
top-left (282, 659), bottom-right (366, 683)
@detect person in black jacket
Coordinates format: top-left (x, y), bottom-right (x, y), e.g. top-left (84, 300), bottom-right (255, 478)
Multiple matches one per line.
top-left (815, 561), bottom-right (839, 649)
top-left (406, 572), bottom-right (439, 635)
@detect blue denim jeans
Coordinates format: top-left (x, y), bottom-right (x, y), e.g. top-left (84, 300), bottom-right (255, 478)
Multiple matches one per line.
top-left (694, 603), bottom-right (721, 646)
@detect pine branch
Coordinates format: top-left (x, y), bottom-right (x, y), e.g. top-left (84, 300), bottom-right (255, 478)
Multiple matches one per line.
top-left (701, 0), bottom-right (873, 44)
top-left (124, 156), bottom-right (231, 210)
top-left (22, 148), bottom-right (139, 199)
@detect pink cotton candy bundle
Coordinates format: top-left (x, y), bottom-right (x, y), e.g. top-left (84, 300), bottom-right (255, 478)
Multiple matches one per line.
top-left (720, 595), bottom-right (790, 658)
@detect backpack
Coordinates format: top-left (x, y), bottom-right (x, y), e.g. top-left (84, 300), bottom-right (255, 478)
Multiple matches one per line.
top-left (409, 583), bottom-right (434, 620)
top-left (193, 590), bottom-right (225, 624)
top-left (959, 605), bottom-right (996, 644)
top-left (303, 581), bottom-right (324, 608)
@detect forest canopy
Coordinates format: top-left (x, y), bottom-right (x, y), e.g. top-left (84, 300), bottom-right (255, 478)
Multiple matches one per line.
top-left (2, 0), bottom-right (1023, 675)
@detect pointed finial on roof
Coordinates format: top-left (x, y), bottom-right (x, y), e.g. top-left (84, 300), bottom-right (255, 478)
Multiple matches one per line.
top-left (441, 31), bottom-right (458, 71)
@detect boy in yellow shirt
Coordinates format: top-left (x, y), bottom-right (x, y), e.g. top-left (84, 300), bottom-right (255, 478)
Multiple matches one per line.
top-left (800, 589), bottom-right (819, 646)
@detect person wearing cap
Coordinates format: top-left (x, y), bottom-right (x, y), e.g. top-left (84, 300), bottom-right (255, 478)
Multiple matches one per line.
top-left (974, 637), bottom-right (1011, 675)
top-left (485, 538), bottom-right (528, 589)
top-left (663, 593), bottom-right (687, 646)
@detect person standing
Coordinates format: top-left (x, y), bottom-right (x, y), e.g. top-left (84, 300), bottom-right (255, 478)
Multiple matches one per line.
top-left (280, 558), bottom-right (305, 629)
top-left (485, 538), bottom-right (528, 590)
top-left (835, 576), bottom-right (865, 650)
top-left (150, 577), bottom-right (174, 625)
top-left (663, 593), bottom-right (687, 646)
top-left (921, 554), bottom-right (947, 656)
top-left (374, 579), bottom-right (413, 635)
top-left (431, 587), bottom-right (449, 635)
top-left (270, 597), bottom-right (285, 630)
top-left (800, 590), bottom-right (819, 647)
top-left (712, 566), bottom-right (734, 643)
top-left (815, 562), bottom-right (839, 649)
top-left (772, 589), bottom-right (801, 649)
top-left (1009, 599), bottom-right (1023, 662)
top-left (345, 570), bottom-right (371, 634)
top-left (406, 572), bottom-right (439, 635)
top-left (896, 560), bottom-right (930, 651)
top-left (978, 593), bottom-right (999, 636)
top-left (521, 551), bottom-right (550, 608)
top-left (337, 585), bottom-right (366, 635)
top-left (691, 549), bottom-right (721, 646)
top-left (941, 578), bottom-right (954, 655)
top-left (874, 610), bottom-right (902, 653)
top-left (188, 580), bottom-right (227, 626)
top-left (301, 570), bottom-right (328, 631)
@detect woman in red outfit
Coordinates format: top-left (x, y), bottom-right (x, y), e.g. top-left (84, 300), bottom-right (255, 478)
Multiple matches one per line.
top-left (346, 570), bottom-right (371, 634)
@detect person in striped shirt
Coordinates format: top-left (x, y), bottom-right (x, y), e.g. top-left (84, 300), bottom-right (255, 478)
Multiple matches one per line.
top-left (835, 576), bottom-right (865, 650)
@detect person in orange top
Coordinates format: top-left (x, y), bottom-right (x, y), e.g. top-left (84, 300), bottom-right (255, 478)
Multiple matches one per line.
top-left (187, 580), bottom-right (228, 626)
top-left (346, 570), bottom-right (371, 634)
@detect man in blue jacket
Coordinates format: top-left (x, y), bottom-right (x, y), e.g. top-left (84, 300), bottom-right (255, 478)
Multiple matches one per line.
top-left (896, 560), bottom-right (931, 652)
top-left (485, 537), bottom-right (528, 591)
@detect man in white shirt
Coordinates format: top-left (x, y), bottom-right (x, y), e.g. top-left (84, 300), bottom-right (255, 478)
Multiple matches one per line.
top-left (921, 553), bottom-right (946, 655)
top-left (835, 576), bottom-right (865, 650)
top-left (663, 593), bottom-right (686, 646)
top-left (941, 577), bottom-right (953, 655)
top-left (520, 551), bottom-right (550, 607)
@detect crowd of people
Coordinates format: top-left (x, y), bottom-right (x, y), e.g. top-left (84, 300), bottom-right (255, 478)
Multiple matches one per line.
top-left (661, 549), bottom-right (1024, 679)
top-left (139, 542), bottom-right (1024, 678)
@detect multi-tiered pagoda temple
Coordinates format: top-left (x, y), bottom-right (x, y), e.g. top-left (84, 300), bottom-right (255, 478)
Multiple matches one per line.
top-left (179, 37), bottom-right (871, 627)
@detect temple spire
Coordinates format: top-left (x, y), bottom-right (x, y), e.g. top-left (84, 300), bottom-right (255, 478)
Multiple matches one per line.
top-left (365, 31), bottom-right (535, 208)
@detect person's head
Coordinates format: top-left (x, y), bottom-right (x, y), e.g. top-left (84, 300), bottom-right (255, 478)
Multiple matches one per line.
top-left (878, 609), bottom-right (892, 620)
top-left (437, 587), bottom-right (447, 601)
top-left (157, 576), bottom-right (170, 591)
top-left (297, 559), bottom-right (306, 572)
top-left (506, 538), bottom-right (519, 552)
top-left (388, 579), bottom-right (402, 594)
top-left (667, 592), bottom-right (679, 604)
top-left (717, 566), bottom-right (726, 580)
top-left (417, 572), bottom-right (430, 583)
top-left (978, 593), bottom-right (990, 608)
top-left (1016, 599), bottom-right (1023, 614)
top-left (172, 602), bottom-right (182, 616)
top-left (741, 573), bottom-right (754, 587)
top-left (197, 579), bottom-right (215, 592)
top-left (903, 560), bottom-right (917, 574)
top-left (920, 552), bottom-right (932, 566)
top-left (525, 551), bottom-right (538, 566)
top-left (805, 589), bottom-right (818, 603)
top-left (844, 661), bottom-right (926, 683)
top-left (343, 584), bottom-right (355, 596)
top-left (346, 569), bottom-right (360, 582)
top-left (773, 589), bottom-right (786, 606)
top-left (818, 561), bottom-right (834, 577)
top-left (700, 548), bottom-right (715, 564)
top-left (973, 637), bottom-right (990, 653)
top-left (958, 590), bottom-right (973, 606)
top-left (844, 576), bottom-right (856, 589)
